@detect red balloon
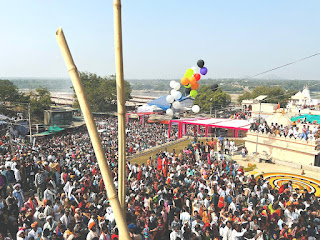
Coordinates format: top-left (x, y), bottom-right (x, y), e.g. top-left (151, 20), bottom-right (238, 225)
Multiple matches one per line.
top-left (194, 73), bottom-right (201, 81)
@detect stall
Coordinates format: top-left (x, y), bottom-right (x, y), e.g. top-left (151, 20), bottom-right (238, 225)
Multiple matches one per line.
top-left (169, 118), bottom-right (250, 138)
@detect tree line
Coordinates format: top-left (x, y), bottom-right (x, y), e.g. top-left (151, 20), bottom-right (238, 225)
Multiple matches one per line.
top-left (0, 72), bottom-right (132, 122)
top-left (1, 73), bottom-right (308, 120)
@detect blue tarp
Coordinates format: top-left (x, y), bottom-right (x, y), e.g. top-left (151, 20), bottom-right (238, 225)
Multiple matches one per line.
top-left (147, 96), bottom-right (189, 110)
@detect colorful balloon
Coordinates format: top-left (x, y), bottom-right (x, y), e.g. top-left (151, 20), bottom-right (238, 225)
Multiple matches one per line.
top-left (174, 91), bottom-right (182, 100)
top-left (192, 66), bottom-right (200, 74)
top-left (190, 90), bottom-right (198, 98)
top-left (173, 82), bottom-right (181, 90)
top-left (189, 76), bottom-right (197, 85)
top-left (185, 69), bottom-right (194, 78)
top-left (200, 67), bottom-right (207, 75)
top-left (166, 95), bottom-right (175, 103)
top-left (172, 101), bottom-right (181, 109)
top-left (166, 108), bottom-right (174, 116)
top-left (192, 105), bottom-right (200, 113)
top-left (194, 68), bottom-right (200, 74)
top-left (181, 77), bottom-right (189, 86)
top-left (170, 89), bottom-right (177, 96)
top-left (194, 73), bottom-right (201, 81)
top-left (211, 84), bottom-right (218, 91)
top-left (197, 59), bottom-right (205, 68)
top-left (191, 82), bottom-right (199, 90)
top-left (185, 83), bottom-right (191, 88)
top-left (170, 81), bottom-right (176, 89)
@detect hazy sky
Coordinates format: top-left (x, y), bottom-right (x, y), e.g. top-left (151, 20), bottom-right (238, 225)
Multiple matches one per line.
top-left (0, 0), bottom-right (319, 80)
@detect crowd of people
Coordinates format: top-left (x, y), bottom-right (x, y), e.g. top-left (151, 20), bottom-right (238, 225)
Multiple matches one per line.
top-left (0, 116), bottom-right (319, 240)
top-left (250, 119), bottom-right (320, 141)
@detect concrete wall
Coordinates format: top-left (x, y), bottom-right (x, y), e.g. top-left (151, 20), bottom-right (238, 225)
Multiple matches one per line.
top-left (244, 130), bottom-right (320, 167)
top-left (251, 103), bottom-right (278, 118)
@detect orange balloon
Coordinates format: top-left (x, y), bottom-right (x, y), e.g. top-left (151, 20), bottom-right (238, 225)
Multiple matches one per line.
top-left (191, 82), bottom-right (199, 90)
top-left (189, 76), bottom-right (197, 85)
top-left (181, 77), bottom-right (190, 86)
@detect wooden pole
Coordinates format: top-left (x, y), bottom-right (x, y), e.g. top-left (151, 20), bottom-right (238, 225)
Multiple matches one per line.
top-left (55, 28), bottom-right (131, 240)
top-left (113, 0), bottom-right (126, 214)
top-left (28, 103), bottom-right (32, 143)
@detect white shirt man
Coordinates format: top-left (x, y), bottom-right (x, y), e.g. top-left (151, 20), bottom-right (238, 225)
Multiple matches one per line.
top-left (220, 221), bottom-right (232, 240)
top-left (180, 209), bottom-right (191, 225)
top-left (170, 227), bottom-right (183, 240)
top-left (14, 167), bottom-right (21, 182)
top-left (231, 227), bottom-right (247, 240)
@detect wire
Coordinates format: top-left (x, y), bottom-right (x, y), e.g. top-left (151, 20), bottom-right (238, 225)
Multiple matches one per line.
top-left (241, 52), bottom-right (320, 81)
top-left (237, 52), bottom-right (320, 102)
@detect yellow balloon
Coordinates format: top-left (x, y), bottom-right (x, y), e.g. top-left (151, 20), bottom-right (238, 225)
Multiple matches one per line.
top-left (184, 69), bottom-right (194, 79)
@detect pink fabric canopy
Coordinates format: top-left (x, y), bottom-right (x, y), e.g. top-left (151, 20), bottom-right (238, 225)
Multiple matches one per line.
top-left (168, 117), bottom-right (250, 138)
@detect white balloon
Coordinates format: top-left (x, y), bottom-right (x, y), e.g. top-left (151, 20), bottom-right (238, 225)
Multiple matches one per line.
top-left (170, 81), bottom-right (176, 89)
top-left (192, 105), bottom-right (200, 113)
top-left (166, 95), bottom-right (175, 103)
top-left (166, 108), bottom-right (174, 116)
top-left (170, 89), bottom-right (177, 96)
top-left (192, 66), bottom-right (200, 74)
top-left (172, 101), bottom-right (181, 109)
top-left (191, 66), bottom-right (200, 74)
top-left (173, 82), bottom-right (181, 90)
top-left (174, 91), bottom-right (182, 100)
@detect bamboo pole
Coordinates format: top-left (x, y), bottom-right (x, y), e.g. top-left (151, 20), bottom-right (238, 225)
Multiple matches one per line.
top-left (113, 0), bottom-right (126, 213)
top-left (55, 28), bottom-right (131, 240)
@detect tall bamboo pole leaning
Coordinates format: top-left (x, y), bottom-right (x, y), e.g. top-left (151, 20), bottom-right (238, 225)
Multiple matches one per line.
top-left (113, 0), bottom-right (126, 213)
top-left (56, 28), bottom-right (131, 240)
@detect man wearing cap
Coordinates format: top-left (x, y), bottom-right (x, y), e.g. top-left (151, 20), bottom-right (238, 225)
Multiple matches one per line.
top-left (28, 221), bottom-right (42, 239)
top-left (43, 215), bottom-right (57, 233)
top-left (87, 221), bottom-right (99, 240)
top-left (13, 183), bottom-right (24, 208)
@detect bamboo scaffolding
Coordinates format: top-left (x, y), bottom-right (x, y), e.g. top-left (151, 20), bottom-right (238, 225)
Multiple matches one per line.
top-left (55, 28), bottom-right (131, 240)
top-left (113, 0), bottom-right (126, 213)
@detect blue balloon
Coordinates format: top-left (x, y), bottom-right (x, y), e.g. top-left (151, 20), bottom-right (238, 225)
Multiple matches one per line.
top-left (200, 67), bottom-right (208, 75)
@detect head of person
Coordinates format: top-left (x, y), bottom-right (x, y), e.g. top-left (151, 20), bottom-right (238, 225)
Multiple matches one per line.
top-left (31, 221), bottom-right (38, 230)
top-left (89, 221), bottom-right (96, 232)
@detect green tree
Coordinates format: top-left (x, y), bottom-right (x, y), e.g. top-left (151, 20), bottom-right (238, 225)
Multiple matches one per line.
top-left (73, 72), bottom-right (132, 112)
top-left (30, 87), bottom-right (52, 121)
top-left (194, 85), bottom-right (231, 112)
top-left (237, 91), bottom-right (253, 104)
top-left (0, 80), bottom-right (25, 102)
top-left (237, 86), bottom-right (297, 107)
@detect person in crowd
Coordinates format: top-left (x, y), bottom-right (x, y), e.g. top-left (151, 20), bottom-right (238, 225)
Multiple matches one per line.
top-left (0, 116), bottom-right (318, 240)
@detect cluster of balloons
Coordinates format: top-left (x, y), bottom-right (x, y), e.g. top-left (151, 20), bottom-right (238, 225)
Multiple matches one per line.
top-left (182, 60), bottom-right (207, 94)
top-left (166, 80), bottom-right (183, 116)
top-left (166, 59), bottom-right (207, 116)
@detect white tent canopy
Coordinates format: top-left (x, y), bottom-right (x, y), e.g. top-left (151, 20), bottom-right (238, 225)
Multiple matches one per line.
top-left (137, 104), bottom-right (162, 113)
